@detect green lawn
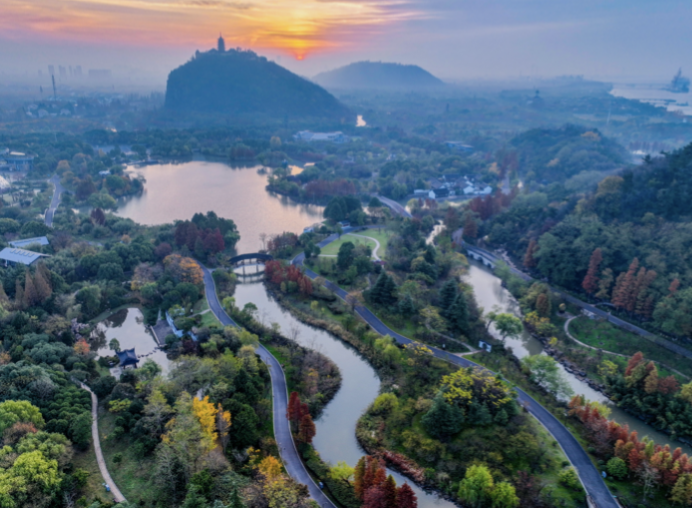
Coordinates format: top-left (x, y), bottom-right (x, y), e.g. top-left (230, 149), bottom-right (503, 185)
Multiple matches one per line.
top-left (319, 233), bottom-right (378, 256)
top-left (72, 443), bottom-right (111, 505)
top-left (349, 229), bottom-right (393, 257)
top-left (568, 317), bottom-right (692, 379)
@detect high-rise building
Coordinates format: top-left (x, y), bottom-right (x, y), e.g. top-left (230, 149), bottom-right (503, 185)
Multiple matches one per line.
top-left (48, 65), bottom-right (55, 76)
top-left (218, 34), bottom-right (225, 52)
top-left (59, 66), bottom-right (67, 77)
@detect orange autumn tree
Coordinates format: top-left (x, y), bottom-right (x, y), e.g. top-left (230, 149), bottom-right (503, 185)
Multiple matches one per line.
top-left (164, 254), bottom-right (203, 285)
top-left (73, 339), bottom-right (90, 356)
top-left (258, 456), bottom-right (282, 482)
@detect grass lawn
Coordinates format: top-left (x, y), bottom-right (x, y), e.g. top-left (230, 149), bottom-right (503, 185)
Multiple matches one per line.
top-left (200, 309), bottom-right (222, 328)
top-left (319, 233), bottom-right (379, 256)
top-left (568, 317), bottom-right (692, 379)
top-left (72, 443), bottom-right (113, 505)
top-left (98, 407), bottom-right (159, 505)
top-left (349, 229), bottom-right (393, 257)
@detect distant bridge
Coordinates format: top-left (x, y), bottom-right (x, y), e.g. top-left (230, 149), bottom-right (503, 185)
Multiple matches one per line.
top-left (230, 253), bottom-right (273, 266)
top-left (465, 246), bottom-right (496, 269)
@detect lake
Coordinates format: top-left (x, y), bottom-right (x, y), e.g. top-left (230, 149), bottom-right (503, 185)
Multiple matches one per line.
top-left (115, 161), bottom-right (324, 253)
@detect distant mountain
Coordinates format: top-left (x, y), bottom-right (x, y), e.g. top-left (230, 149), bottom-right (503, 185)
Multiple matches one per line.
top-left (165, 49), bottom-right (349, 120)
top-left (313, 61), bottom-right (444, 90)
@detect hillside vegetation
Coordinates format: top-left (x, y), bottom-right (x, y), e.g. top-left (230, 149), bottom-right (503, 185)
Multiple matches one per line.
top-left (313, 61), bottom-right (444, 90)
top-left (165, 49), bottom-right (350, 121)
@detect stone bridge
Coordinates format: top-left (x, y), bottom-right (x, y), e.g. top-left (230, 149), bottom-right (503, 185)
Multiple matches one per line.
top-left (230, 252), bottom-right (273, 266)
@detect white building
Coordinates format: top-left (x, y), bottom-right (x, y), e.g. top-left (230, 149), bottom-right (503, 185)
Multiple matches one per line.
top-left (294, 131), bottom-right (349, 143)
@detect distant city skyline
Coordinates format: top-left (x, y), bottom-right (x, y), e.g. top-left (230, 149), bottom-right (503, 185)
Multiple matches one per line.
top-left (0, 0), bottom-right (690, 88)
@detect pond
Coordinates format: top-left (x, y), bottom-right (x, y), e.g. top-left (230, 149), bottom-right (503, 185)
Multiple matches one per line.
top-left (233, 281), bottom-right (456, 508)
top-left (114, 162), bottom-right (324, 253)
top-left (91, 307), bottom-right (171, 373)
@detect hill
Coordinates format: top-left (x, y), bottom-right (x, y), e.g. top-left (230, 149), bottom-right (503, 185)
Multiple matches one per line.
top-left (164, 49), bottom-right (350, 121)
top-left (313, 61), bottom-right (444, 90)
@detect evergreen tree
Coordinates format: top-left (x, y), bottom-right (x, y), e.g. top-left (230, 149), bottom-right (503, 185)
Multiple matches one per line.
top-left (383, 274), bottom-right (397, 305)
top-left (370, 272), bottom-right (388, 305)
top-left (422, 393), bottom-right (464, 438)
top-left (14, 279), bottom-right (24, 310)
top-left (383, 475), bottom-right (397, 508)
top-left (398, 294), bottom-right (415, 315)
top-left (472, 403), bottom-right (492, 426)
top-left (181, 485), bottom-right (209, 508)
top-left (493, 409), bottom-right (508, 426)
top-left (439, 279), bottom-right (458, 316)
top-left (447, 293), bottom-right (470, 334)
top-left (424, 245), bottom-right (436, 264)
top-left (670, 473), bottom-right (692, 505)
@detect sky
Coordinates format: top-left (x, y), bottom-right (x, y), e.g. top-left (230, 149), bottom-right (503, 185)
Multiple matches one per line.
top-left (0, 0), bottom-right (690, 88)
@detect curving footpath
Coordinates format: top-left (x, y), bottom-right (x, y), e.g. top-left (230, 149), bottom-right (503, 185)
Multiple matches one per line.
top-left (45, 175), bottom-right (64, 227)
top-left (294, 230), bottom-right (619, 508)
top-left (200, 267), bottom-right (337, 508)
top-left (78, 382), bottom-right (127, 503)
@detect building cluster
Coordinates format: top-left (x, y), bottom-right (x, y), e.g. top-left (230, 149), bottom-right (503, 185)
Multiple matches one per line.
top-left (414, 176), bottom-right (493, 200)
top-left (293, 131), bottom-right (351, 144)
top-left (0, 149), bottom-right (34, 171)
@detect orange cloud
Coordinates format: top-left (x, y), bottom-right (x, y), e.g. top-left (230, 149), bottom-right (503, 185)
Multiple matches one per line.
top-left (0, 0), bottom-right (422, 58)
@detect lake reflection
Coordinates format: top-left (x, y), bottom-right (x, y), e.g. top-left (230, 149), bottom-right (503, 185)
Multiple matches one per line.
top-left (115, 162), bottom-right (324, 253)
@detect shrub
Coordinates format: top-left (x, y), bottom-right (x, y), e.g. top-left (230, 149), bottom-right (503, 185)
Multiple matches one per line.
top-left (558, 467), bottom-right (581, 490)
top-left (606, 457), bottom-right (628, 480)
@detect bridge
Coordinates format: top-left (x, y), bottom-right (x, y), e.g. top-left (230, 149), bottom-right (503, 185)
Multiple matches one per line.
top-left (465, 246), bottom-right (497, 269)
top-left (230, 252), bottom-right (273, 266)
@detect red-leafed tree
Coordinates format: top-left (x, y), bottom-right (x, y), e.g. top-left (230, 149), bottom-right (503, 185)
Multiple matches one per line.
top-left (203, 228), bottom-right (225, 254)
top-left (611, 258), bottom-right (639, 311)
top-left (383, 475), bottom-right (397, 508)
top-left (463, 214), bottom-right (478, 239)
top-left (669, 278), bottom-right (680, 297)
top-left (523, 239), bottom-right (538, 269)
top-left (354, 457), bottom-right (367, 500)
top-left (582, 248), bottom-right (603, 295)
top-left (363, 486), bottom-right (388, 508)
top-left (298, 413), bottom-right (316, 444)
top-left (396, 483), bottom-right (418, 508)
top-left (625, 352), bottom-right (645, 377)
top-left (658, 375), bottom-right (681, 395)
top-left (287, 391), bottom-right (302, 428)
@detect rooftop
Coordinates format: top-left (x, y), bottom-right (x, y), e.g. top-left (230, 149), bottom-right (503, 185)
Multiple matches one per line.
top-left (0, 247), bottom-right (47, 265)
top-left (116, 348), bottom-right (139, 368)
top-left (9, 236), bottom-right (49, 248)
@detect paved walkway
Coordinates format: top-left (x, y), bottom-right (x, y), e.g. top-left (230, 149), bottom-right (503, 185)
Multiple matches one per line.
top-left (78, 382), bottom-right (127, 503)
top-left (200, 266), bottom-right (336, 508)
top-left (45, 175), bottom-right (64, 227)
top-left (349, 232), bottom-right (382, 261)
top-left (564, 316), bottom-right (689, 380)
top-left (293, 229), bottom-right (620, 508)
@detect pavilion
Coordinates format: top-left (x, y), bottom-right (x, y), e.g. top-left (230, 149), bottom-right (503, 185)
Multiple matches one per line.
top-left (116, 349), bottom-right (138, 368)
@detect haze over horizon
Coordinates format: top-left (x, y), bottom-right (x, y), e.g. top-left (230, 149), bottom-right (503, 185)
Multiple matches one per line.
top-left (0, 0), bottom-right (690, 88)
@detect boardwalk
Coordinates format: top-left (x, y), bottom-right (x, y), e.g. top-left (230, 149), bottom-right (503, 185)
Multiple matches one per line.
top-left (200, 266), bottom-right (337, 508)
top-left (78, 382), bottom-right (127, 503)
top-left (293, 230), bottom-right (619, 508)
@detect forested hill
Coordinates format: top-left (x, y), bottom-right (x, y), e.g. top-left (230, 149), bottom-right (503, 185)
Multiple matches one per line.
top-left (478, 140), bottom-right (692, 339)
top-left (165, 49), bottom-right (350, 120)
top-left (313, 61), bottom-right (444, 89)
top-left (510, 124), bottom-right (629, 187)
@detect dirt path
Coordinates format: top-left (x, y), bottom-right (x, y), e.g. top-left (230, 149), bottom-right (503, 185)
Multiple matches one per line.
top-left (79, 382), bottom-right (127, 503)
top-left (349, 232), bottom-right (382, 261)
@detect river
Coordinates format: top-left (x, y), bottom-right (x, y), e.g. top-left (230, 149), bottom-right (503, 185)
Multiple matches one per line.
top-left (466, 261), bottom-right (691, 454)
top-left (233, 280), bottom-right (457, 508)
top-left (115, 161), bottom-right (324, 253)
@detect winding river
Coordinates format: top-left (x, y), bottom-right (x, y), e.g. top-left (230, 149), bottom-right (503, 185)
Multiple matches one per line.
top-left (233, 281), bottom-right (456, 508)
top-left (467, 261), bottom-right (691, 454)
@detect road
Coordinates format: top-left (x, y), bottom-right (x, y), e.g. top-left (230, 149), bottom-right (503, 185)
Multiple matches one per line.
top-left (294, 232), bottom-right (619, 508)
top-left (200, 267), bottom-right (337, 508)
top-left (78, 382), bottom-right (127, 503)
top-left (45, 175), bottom-right (64, 227)
top-left (467, 244), bottom-right (692, 361)
top-left (375, 195), bottom-right (412, 218)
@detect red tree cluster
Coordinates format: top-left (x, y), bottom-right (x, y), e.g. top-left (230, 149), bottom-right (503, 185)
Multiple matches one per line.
top-left (265, 260), bottom-right (313, 296)
top-left (174, 221), bottom-right (225, 255)
top-left (468, 188), bottom-right (517, 220)
top-left (611, 258), bottom-right (657, 317)
top-left (569, 395), bottom-right (692, 489)
top-left (266, 232), bottom-right (298, 255)
top-left (624, 353), bottom-right (679, 395)
top-left (582, 248), bottom-right (603, 294)
top-left (305, 179), bottom-right (357, 200)
top-left (354, 456), bottom-right (417, 508)
top-left (287, 392), bottom-right (316, 444)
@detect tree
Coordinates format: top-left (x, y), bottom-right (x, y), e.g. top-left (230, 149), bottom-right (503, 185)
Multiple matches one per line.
top-left (522, 355), bottom-right (573, 399)
top-left (0, 400), bottom-right (45, 434)
top-left (24, 271), bottom-right (38, 307)
top-left (670, 473), bottom-right (692, 505)
top-left (33, 269), bottom-right (52, 303)
top-left (396, 483), bottom-right (417, 508)
top-left (74, 339), bottom-right (91, 356)
top-left (535, 293), bottom-right (551, 317)
top-left (109, 338), bottom-right (121, 353)
top-left (337, 242), bottom-right (356, 271)
top-left (493, 313), bottom-right (523, 340)
top-left (297, 413), bottom-right (316, 444)
top-left (582, 248), bottom-right (603, 295)
top-left (595, 268), bottom-right (614, 300)
top-left (258, 456), bottom-right (282, 481)
top-left (447, 293), bottom-right (470, 334)
top-left (422, 393), bottom-right (464, 438)
top-left (330, 461), bottom-right (355, 482)
top-left (463, 214), bottom-right (478, 240)
top-left (192, 396), bottom-right (218, 447)
top-left (458, 465), bottom-right (494, 508)
top-left (606, 457), bottom-right (628, 480)
top-left (354, 457), bottom-right (367, 499)
top-left (489, 482), bottom-right (519, 508)
top-left (142, 388), bottom-right (175, 437)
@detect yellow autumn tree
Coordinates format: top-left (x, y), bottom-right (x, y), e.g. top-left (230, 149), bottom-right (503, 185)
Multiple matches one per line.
top-left (164, 254), bottom-right (203, 285)
top-left (258, 456), bottom-right (282, 482)
top-left (192, 396), bottom-right (218, 444)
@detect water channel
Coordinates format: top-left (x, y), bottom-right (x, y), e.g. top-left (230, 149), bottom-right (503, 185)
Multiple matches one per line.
top-left (115, 161), bottom-right (324, 253)
top-left (466, 260), bottom-right (691, 454)
top-left (233, 280), bottom-right (456, 508)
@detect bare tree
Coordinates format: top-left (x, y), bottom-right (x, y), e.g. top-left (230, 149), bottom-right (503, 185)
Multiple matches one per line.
top-left (259, 233), bottom-right (267, 251)
top-left (637, 462), bottom-right (659, 501)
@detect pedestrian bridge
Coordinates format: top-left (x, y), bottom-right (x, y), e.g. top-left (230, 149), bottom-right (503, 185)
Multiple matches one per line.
top-left (465, 248), bottom-right (495, 269)
top-left (230, 253), bottom-right (273, 267)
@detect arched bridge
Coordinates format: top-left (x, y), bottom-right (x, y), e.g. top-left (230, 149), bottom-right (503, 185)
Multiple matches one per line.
top-left (230, 253), bottom-right (273, 267)
top-left (465, 247), bottom-right (496, 269)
